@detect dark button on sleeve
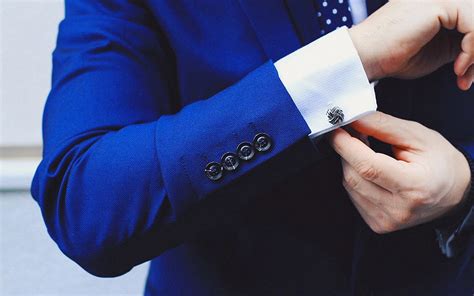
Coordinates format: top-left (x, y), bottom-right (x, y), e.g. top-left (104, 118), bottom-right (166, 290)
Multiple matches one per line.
top-left (237, 142), bottom-right (255, 161)
top-left (253, 133), bottom-right (272, 152)
top-left (221, 152), bottom-right (240, 171)
top-left (204, 162), bottom-right (224, 181)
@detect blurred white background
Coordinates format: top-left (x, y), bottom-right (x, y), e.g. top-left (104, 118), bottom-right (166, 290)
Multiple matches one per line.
top-left (0, 0), bottom-right (149, 294)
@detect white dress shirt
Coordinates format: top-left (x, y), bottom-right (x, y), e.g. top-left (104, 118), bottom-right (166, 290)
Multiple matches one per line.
top-left (275, 0), bottom-right (374, 138)
top-left (348, 0), bottom-right (369, 25)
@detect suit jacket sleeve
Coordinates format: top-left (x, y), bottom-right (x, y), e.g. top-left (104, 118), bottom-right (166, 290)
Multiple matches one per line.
top-left (31, 0), bottom-right (318, 277)
top-left (435, 141), bottom-right (474, 258)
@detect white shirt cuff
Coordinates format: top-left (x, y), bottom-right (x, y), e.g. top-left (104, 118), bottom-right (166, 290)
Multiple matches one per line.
top-left (274, 27), bottom-right (377, 139)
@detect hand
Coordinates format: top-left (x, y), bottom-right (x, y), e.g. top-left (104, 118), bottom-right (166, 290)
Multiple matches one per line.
top-left (349, 0), bottom-right (474, 90)
top-left (329, 112), bottom-right (471, 234)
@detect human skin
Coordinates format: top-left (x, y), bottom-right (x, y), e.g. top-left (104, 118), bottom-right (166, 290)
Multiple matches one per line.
top-left (329, 112), bottom-right (471, 234)
top-left (332, 0), bottom-right (474, 233)
top-left (349, 0), bottom-right (474, 90)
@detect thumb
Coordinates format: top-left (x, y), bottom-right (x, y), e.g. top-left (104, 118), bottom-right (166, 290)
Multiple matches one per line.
top-left (350, 111), bottom-right (425, 148)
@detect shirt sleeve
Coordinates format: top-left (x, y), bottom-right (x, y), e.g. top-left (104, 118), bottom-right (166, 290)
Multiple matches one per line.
top-left (274, 27), bottom-right (377, 138)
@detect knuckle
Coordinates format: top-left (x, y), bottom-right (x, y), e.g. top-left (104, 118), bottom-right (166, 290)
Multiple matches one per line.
top-left (411, 194), bottom-right (431, 209)
top-left (403, 188), bottom-right (432, 209)
top-left (406, 120), bottom-right (426, 133)
top-left (343, 173), bottom-right (360, 190)
top-left (407, 122), bottom-right (428, 142)
top-left (408, 120), bottom-right (424, 131)
top-left (357, 163), bottom-right (379, 181)
top-left (370, 224), bottom-right (385, 234)
top-left (370, 212), bottom-right (397, 234)
top-left (371, 222), bottom-right (395, 235)
top-left (379, 221), bottom-right (398, 234)
top-left (394, 211), bottom-right (413, 226)
top-left (367, 220), bottom-right (384, 234)
top-left (427, 128), bottom-right (442, 140)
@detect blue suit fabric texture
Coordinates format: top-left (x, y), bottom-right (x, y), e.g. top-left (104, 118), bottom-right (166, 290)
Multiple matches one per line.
top-left (31, 0), bottom-right (474, 295)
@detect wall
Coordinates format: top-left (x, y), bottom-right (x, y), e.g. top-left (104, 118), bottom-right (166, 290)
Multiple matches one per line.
top-left (1, 0), bottom-right (59, 189)
top-left (1, 0), bottom-right (60, 147)
top-left (1, 1), bottom-right (149, 294)
top-left (0, 192), bottom-right (149, 295)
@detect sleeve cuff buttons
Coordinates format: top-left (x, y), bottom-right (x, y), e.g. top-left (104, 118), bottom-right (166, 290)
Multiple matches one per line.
top-left (253, 133), bottom-right (272, 152)
top-left (221, 152), bottom-right (240, 171)
top-left (204, 162), bottom-right (224, 181)
top-left (237, 142), bottom-right (255, 161)
top-left (204, 133), bottom-right (273, 181)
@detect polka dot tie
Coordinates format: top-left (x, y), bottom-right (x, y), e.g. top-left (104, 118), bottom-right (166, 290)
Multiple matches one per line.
top-left (314, 0), bottom-right (354, 37)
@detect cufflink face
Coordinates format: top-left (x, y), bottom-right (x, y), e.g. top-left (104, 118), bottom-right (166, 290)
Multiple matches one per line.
top-left (253, 133), bottom-right (272, 152)
top-left (204, 162), bottom-right (224, 181)
top-left (237, 142), bottom-right (255, 161)
top-left (221, 152), bottom-right (240, 171)
top-left (326, 106), bottom-right (344, 125)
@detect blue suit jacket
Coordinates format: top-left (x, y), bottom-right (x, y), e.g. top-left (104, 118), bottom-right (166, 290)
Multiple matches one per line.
top-left (32, 0), bottom-right (474, 295)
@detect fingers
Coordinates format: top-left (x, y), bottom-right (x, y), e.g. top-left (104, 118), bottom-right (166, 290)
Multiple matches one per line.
top-left (454, 32), bottom-right (474, 76)
top-left (342, 160), bottom-right (391, 205)
top-left (345, 188), bottom-right (382, 231)
top-left (454, 28), bottom-right (474, 90)
top-left (454, 50), bottom-right (472, 77)
top-left (437, 0), bottom-right (474, 90)
top-left (346, 189), bottom-right (395, 234)
top-left (348, 185), bottom-right (415, 234)
top-left (346, 126), bottom-right (370, 146)
top-left (455, 0), bottom-right (474, 35)
top-left (342, 159), bottom-right (424, 233)
top-left (329, 128), bottom-right (407, 190)
top-left (454, 37), bottom-right (474, 76)
top-left (350, 111), bottom-right (425, 149)
top-left (342, 160), bottom-right (399, 234)
top-left (457, 64), bottom-right (474, 91)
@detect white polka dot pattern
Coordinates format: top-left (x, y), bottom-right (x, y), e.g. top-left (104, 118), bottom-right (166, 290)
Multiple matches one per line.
top-left (314, 0), bottom-right (353, 36)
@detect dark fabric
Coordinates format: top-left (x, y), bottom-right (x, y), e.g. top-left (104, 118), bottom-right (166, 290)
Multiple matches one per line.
top-left (285, 0), bottom-right (323, 45)
top-left (313, 0), bottom-right (354, 35)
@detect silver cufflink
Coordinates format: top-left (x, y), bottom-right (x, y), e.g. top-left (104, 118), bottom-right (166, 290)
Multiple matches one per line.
top-left (326, 106), bottom-right (344, 125)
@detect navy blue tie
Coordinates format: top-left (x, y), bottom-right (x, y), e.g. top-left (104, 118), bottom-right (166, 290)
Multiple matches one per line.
top-left (314, 0), bottom-right (354, 37)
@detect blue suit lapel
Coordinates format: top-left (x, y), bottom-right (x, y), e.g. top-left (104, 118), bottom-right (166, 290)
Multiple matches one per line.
top-left (284, 0), bottom-right (388, 46)
top-left (238, 0), bottom-right (389, 60)
top-left (284, 0), bottom-right (321, 45)
top-left (238, 0), bottom-right (302, 60)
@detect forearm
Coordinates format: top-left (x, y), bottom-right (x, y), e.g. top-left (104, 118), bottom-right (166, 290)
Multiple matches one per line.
top-left (33, 59), bottom-right (317, 276)
top-left (347, 0), bottom-right (474, 89)
top-left (348, 25), bottom-right (384, 82)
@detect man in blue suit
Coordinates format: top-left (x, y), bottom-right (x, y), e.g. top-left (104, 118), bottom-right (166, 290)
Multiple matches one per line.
top-left (32, 0), bottom-right (474, 294)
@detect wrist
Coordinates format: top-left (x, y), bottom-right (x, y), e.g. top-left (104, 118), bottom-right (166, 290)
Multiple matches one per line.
top-left (435, 147), bottom-right (473, 227)
top-left (448, 150), bottom-right (472, 212)
top-left (348, 24), bottom-right (384, 82)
